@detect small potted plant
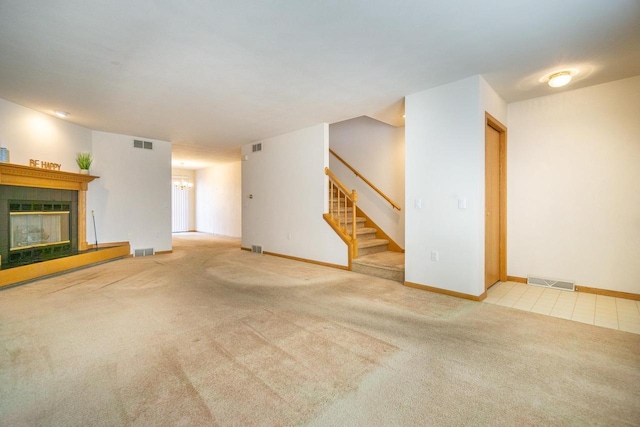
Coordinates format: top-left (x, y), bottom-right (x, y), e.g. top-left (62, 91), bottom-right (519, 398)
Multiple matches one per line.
top-left (76, 152), bottom-right (93, 174)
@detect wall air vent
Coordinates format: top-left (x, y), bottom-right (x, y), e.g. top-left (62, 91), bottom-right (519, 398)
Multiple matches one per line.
top-left (134, 248), bottom-right (155, 257)
top-left (251, 245), bottom-right (263, 254)
top-left (527, 275), bottom-right (575, 291)
top-left (252, 143), bottom-right (262, 152)
top-left (133, 140), bottom-right (153, 149)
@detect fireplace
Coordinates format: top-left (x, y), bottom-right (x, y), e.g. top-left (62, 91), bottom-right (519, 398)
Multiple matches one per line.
top-left (0, 163), bottom-right (98, 269)
top-left (1, 186), bottom-right (78, 268)
top-left (8, 201), bottom-right (73, 265)
top-left (0, 164), bottom-right (129, 288)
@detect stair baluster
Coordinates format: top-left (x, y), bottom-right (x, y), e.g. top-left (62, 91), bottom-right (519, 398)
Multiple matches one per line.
top-left (324, 167), bottom-right (358, 259)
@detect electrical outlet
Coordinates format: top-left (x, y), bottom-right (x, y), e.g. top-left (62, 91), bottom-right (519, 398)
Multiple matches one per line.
top-left (431, 250), bottom-right (439, 262)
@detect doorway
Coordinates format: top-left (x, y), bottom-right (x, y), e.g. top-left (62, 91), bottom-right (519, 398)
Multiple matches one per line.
top-left (172, 179), bottom-right (190, 232)
top-left (485, 113), bottom-right (507, 290)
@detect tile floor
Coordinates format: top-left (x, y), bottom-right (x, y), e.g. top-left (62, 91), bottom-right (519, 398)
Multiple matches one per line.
top-left (484, 281), bottom-right (640, 335)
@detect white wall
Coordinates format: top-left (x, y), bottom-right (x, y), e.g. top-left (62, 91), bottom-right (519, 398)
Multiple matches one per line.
top-left (90, 131), bottom-right (172, 253)
top-left (196, 161), bottom-right (242, 237)
top-left (172, 168), bottom-right (196, 231)
top-left (329, 116), bottom-right (405, 247)
top-left (0, 98), bottom-right (92, 169)
top-left (508, 76), bottom-right (640, 294)
top-left (405, 75), bottom-right (506, 296)
top-left (242, 124), bottom-right (347, 266)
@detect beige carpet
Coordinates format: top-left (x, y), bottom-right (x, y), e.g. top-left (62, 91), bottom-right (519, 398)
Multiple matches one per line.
top-left (1, 233), bottom-right (639, 426)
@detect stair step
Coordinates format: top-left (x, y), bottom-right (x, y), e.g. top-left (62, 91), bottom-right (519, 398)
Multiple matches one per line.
top-left (329, 198), bottom-right (353, 202)
top-left (358, 238), bottom-right (389, 248)
top-left (329, 206), bottom-right (354, 212)
top-left (357, 238), bottom-right (389, 256)
top-left (331, 215), bottom-right (366, 225)
top-left (352, 251), bottom-right (405, 282)
top-left (357, 227), bottom-right (377, 240)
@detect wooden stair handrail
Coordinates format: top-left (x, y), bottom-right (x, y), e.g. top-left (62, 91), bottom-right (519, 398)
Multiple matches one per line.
top-left (329, 148), bottom-right (401, 211)
top-left (324, 167), bottom-right (358, 260)
top-left (325, 167), bottom-right (352, 197)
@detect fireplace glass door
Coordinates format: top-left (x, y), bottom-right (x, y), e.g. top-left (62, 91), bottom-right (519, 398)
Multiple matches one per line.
top-left (10, 212), bottom-right (70, 250)
top-left (7, 201), bottom-right (73, 265)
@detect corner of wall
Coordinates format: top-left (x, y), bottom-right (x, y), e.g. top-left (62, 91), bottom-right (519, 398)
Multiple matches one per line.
top-left (242, 124), bottom-right (347, 267)
top-left (405, 76), bottom-right (491, 297)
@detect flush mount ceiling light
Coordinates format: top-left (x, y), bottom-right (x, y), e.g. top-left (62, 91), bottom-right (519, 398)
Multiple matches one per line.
top-left (548, 71), bottom-right (572, 88)
top-left (55, 110), bottom-right (69, 118)
top-left (540, 68), bottom-right (580, 88)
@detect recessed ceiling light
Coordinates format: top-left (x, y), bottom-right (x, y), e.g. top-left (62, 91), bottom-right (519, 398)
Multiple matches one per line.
top-left (55, 111), bottom-right (69, 118)
top-left (548, 71), bottom-right (572, 88)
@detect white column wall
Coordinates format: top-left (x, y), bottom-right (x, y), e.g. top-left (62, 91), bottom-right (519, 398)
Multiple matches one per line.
top-left (329, 116), bottom-right (405, 247)
top-left (241, 124), bottom-right (347, 266)
top-left (507, 76), bottom-right (640, 293)
top-left (195, 161), bottom-right (242, 238)
top-left (405, 75), bottom-right (506, 297)
top-left (90, 131), bottom-right (172, 253)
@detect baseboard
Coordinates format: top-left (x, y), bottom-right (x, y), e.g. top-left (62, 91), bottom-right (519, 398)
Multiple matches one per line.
top-left (239, 247), bottom-right (348, 270)
top-left (263, 251), bottom-right (349, 270)
top-left (574, 285), bottom-right (640, 301)
top-left (506, 275), bottom-right (640, 301)
top-left (240, 247), bottom-right (251, 252)
top-left (155, 250), bottom-right (173, 255)
top-left (404, 281), bottom-right (487, 302)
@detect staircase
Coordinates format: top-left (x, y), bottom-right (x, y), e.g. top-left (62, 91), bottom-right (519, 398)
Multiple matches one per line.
top-left (329, 192), bottom-right (405, 283)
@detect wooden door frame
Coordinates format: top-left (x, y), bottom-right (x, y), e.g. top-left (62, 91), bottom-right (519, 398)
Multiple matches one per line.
top-left (485, 112), bottom-right (507, 285)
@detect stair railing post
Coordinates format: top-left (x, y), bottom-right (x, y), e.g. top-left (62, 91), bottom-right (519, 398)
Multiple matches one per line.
top-left (351, 189), bottom-right (358, 258)
top-left (337, 189), bottom-right (342, 231)
top-left (330, 181), bottom-right (334, 220)
top-left (344, 190), bottom-right (348, 232)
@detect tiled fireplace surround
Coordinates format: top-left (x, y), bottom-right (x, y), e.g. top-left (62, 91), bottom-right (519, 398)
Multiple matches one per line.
top-left (0, 185), bottom-right (78, 267)
top-left (0, 163), bottom-right (96, 268)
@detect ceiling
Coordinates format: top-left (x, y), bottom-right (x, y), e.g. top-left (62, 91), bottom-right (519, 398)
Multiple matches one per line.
top-left (1, 1), bottom-right (639, 169)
